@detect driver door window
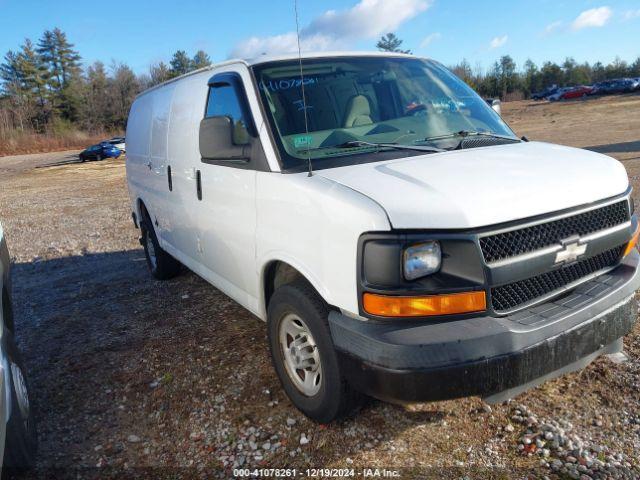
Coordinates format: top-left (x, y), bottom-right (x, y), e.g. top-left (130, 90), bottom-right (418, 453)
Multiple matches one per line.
top-left (206, 83), bottom-right (249, 145)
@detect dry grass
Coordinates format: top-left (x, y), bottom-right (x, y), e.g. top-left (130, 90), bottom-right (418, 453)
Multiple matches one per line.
top-left (0, 129), bottom-right (112, 156)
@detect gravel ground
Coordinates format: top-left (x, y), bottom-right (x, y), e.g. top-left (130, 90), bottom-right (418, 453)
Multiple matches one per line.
top-left (1, 95), bottom-right (640, 479)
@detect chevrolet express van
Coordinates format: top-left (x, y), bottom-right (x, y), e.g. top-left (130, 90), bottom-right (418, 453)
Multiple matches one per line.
top-left (126, 52), bottom-right (640, 422)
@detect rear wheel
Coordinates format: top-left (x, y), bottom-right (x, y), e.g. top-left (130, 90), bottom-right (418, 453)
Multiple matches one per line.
top-left (140, 213), bottom-right (181, 280)
top-left (3, 331), bottom-right (37, 472)
top-left (267, 282), bottom-right (362, 423)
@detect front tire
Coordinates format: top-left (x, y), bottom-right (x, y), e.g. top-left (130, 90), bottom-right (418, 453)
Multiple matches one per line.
top-left (267, 282), bottom-right (361, 423)
top-left (140, 216), bottom-right (181, 280)
top-left (3, 330), bottom-right (37, 472)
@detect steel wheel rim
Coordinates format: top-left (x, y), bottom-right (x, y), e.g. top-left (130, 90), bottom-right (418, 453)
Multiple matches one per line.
top-left (278, 313), bottom-right (322, 396)
top-left (146, 233), bottom-right (157, 269)
top-left (11, 363), bottom-right (30, 422)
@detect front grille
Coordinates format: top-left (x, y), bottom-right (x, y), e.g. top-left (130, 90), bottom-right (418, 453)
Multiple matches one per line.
top-left (480, 200), bottom-right (629, 263)
top-left (490, 245), bottom-right (624, 312)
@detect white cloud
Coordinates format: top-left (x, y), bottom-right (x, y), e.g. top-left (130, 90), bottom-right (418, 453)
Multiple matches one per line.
top-left (419, 32), bottom-right (441, 49)
top-left (624, 9), bottom-right (640, 20)
top-left (489, 35), bottom-right (508, 49)
top-left (230, 0), bottom-right (432, 58)
top-left (571, 6), bottom-right (612, 30)
top-left (543, 20), bottom-right (563, 35)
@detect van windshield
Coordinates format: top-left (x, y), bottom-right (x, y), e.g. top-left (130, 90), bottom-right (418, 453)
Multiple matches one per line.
top-left (253, 56), bottom-right (516, 171)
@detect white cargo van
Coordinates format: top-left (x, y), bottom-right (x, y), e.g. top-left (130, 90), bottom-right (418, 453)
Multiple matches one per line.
top-left (126, 52), bottom-right (640, 422)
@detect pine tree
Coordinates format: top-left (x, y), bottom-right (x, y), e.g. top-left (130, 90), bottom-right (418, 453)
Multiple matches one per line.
top-left (192, 50), bottom-right (212, 70)
top-left (37, 30), bottom-right (61, 90)
top-left (0, 50), bottom-right (29, 130)
top-left (35, 28), bottom-right (83, 122)
top-left (18, 39), bottom-right (50, 129)
top-left (376, 33), bottom-right (411, 54)
top-left (169, 50), bottom-right (192, 77)
top-left (52, 28), bottom-right (81, 88)
top-left (19, 40), bottom-right (49, 108)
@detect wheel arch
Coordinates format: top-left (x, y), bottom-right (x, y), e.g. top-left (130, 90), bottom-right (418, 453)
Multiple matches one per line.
top-left (260, 258), bottom-right (332, 321)
top-left (136, 198), bottom-right (151, 227)
top-left (1, 286), bottom-right (15, 333)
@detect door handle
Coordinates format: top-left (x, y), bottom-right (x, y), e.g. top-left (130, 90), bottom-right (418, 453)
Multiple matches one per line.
top-left (167, 165), bottom-right (173, 191)
top-left (147, 161), bottom-right (152, 170)
top-left (196, 170), bottom-right (202, 200)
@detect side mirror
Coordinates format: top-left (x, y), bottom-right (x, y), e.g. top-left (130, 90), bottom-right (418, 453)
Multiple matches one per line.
top-left (199, 116), bottom-right (250, 161)
top-left (490, 99), bottom-right (501, 115)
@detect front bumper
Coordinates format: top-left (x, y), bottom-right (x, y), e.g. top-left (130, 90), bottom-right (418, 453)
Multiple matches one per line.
top-left (329, 251), bottom-right (640, 403)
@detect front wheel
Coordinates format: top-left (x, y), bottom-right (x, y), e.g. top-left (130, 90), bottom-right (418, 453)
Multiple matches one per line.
top-left (267, 282), bottom-right (362, 423)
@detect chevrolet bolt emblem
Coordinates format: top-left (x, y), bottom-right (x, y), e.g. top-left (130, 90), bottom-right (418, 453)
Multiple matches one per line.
top-left (555, 239), bottom-right (587, 265)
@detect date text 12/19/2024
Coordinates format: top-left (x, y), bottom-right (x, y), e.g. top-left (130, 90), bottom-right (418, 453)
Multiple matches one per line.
top-left (233, 468), bottom-right (401, 478)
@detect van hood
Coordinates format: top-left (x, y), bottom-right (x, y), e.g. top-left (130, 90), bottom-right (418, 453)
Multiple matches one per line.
top-left (317, 141), bottom-right (629, 229)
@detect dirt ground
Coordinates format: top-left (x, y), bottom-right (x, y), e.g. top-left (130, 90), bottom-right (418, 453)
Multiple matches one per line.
top-left (1, 93), bottom-right (640, 479)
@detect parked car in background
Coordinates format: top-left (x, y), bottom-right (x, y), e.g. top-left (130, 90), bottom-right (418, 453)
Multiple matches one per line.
top-left (106, 136), bottom-right (126, 152)
top-left (560, 85), bottom-right (593, 100)
top-left (0, 222), bottom-right (38, 471)
top-left (126, 52), bottom-right (640, 422)
top-left (547, 87), bottom-right (572, 101)
top-left (592, 79), bottom-right (636, 95)
top-left (620, 78), bottom-right (638, 92)
top-left (531, 85), bottom-right (558, 100)
top-left (79, 142), bottom-right (122, 162)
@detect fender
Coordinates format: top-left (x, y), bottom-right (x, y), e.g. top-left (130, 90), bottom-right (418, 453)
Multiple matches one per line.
top-left (257, 253), bottom-right (332, 321)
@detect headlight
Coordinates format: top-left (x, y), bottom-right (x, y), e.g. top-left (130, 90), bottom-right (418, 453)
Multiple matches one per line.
top-left (403, 241), bottom-right (441, 280)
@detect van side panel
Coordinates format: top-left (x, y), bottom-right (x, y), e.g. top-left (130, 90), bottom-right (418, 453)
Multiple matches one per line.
top-left (165, 73), bottom-right (210, 255)
top-left (126, 83), bottom-right (176, 239)
top-left (146, 85), bottom-right (175, 241)
top-left (125, 92), bottom-right (152, 218)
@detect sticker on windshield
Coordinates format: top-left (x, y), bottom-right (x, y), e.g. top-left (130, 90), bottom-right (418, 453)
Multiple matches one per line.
top-left (294, 135), bottom-right (313, 149)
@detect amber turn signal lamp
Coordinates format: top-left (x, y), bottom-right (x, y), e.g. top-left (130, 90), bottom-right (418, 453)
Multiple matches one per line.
top-left (624, 224), bottom-right (640, 257)
top-left (363, 291), bottom-right (487, 317)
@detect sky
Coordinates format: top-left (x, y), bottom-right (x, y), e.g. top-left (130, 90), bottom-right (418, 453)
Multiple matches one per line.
top-left (1, 0), bottom-right (639, 75)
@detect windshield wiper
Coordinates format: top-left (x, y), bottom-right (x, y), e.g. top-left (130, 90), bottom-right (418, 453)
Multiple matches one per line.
top-left (310, 140), bottom-right (445, 154)
top-left (414, 130), bottom-right (520, 149)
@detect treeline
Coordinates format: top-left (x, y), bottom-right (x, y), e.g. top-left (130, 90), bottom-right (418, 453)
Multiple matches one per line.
top-left (3, 28), bottom-right (640, 150)
top-left (450, 55), bottom-right (640, 101)
top-left (0, 27), bottom-right (211, 142)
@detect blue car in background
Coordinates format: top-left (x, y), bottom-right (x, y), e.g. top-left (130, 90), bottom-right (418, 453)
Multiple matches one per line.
top-left (79, 142), bottom-right (122, 162)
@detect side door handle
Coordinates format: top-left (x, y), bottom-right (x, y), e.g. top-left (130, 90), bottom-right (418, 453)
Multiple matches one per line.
top-left (147, 161), bottom-right (152, 170)
top-left (167, 165), bottom-right (173, 191)
top-left (196, 169), bottom-right (202, 200)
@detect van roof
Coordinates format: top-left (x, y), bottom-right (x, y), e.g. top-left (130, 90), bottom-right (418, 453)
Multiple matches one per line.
top-left (135, 51), bottom-right (419, 98)
top-left (245, 50), bottom-right (416, 65)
